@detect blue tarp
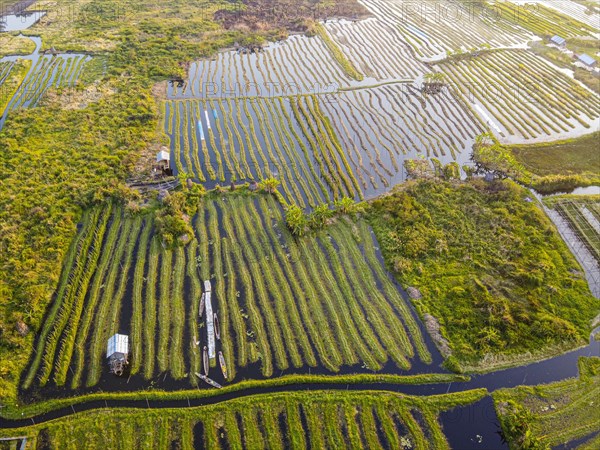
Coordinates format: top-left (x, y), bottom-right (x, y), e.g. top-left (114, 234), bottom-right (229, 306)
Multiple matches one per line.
top-left (197, 120), bottom-right (205, 140)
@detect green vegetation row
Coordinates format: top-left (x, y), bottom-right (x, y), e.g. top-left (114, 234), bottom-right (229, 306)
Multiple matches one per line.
top-left (23, 193), bottom-right (432, 392)
top-left (439, 50), bottom-right (600, 141)
top-left (312, 22), bottom-right (364, 81)
top-left (3, 372), bottom-right (470, 420)
top-left (493, 357), bottom-right (600, 450)
top-left (0, 389), bottom-right (488, 449)
top-left (367, 178), bottom-right (598, 372)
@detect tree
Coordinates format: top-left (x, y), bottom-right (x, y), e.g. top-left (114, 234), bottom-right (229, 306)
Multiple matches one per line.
top-left (309, 203), bottom-right (333, 229)
top-left (177, 171), bottom-right (189, 190)
top-left (334, 197), bottom-right (363, 215)
top-left (285, 204), bottom-right (308, 237)
top-left (259, 177), bottom-right (281, 194)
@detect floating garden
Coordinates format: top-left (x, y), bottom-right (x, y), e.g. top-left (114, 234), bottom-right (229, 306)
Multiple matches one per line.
top-left (439, 50), bottom-right (600, 142)
top-left (0, 389), bottom-right (488, 449)
top-left (169, 33), bottom-right (359, 100)
top-left (324, 17), bottom-right (429, 80)
top-left (23, 194), bottom-right (433, 393)
top-left (321, 84), bottom-right (484, 194)
top-left (544, 195), bottom-right (600, 265)
top-left (164, 95), bottom-right (362, 206)
top-left (360, 0), bottom-right (532, 59)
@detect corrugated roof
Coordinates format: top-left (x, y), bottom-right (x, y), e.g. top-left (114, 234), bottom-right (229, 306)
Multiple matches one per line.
top-left (156, 150), bottom-right (170, 162)
top-left (578, 54), bottom-right (596, 66)
top-left (550, 35), bottom-right (565, 45)
top-left (107, 334), bottom-right (129, 358)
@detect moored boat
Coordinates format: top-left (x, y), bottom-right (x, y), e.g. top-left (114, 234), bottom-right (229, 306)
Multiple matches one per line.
top-left (194, 372), bottom-right (222, 389)
top-left (203, 346), bottom-right (209, 376)
top-left (214, 313), bottom-right (220, 340)
top-left (199, 293), bottom-right (205, 317)
top-left (219, 351), bottom-right (228, 380)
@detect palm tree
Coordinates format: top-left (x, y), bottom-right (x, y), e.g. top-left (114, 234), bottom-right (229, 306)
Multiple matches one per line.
top-left (259, 177), bottom-right (280, 194)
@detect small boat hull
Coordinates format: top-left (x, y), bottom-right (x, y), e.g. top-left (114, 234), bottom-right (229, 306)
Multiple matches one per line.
top-left (203, 346), bottom-right (209, 376)
top-left (219, 351), bottom-right (228, 380)
top-left (195, 373), bottom-right (222, 389)
top-left (199, 293), bottom-right (205, 317)
top-left (214, 313), bottom-right (220, 340)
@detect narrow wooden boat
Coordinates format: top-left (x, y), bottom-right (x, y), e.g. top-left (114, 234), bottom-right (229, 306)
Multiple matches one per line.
top-left (214, 313), bottom-right (220, 340)
top-left (219, 351), bottom-right (228, 380)
top-left (203, 346), bottom-right (209, 376)
top-left (194, 373), bottom-right (222, 389)
top-left (199, 293), bottom-right (205, 317)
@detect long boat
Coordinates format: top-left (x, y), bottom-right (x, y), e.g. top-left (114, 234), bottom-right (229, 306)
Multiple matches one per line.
top-left (199, 293), bottom-right (205, 317)
top-left (214, 313), bottom-right (220, 340)
top-left (218, 351), bottom-right (228, 380)
top-left (204, 110), bottom-right (211, 129)
top-left (194, 373), bottom-right (222, 389)
top-left (203, 346), bottom-right (209, 376)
